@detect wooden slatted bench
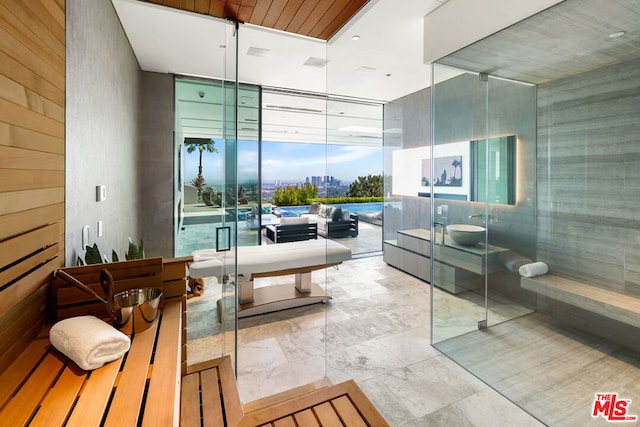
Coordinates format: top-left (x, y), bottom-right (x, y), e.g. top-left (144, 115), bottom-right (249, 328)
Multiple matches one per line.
top-left (0, 256), bottom-right (190, 427)
top-left (181, 358), bottom-right (389, 427)
top-left (0, 297), bottom-right (183, 426)
top-left (239, 380), bottom-right (389, 427)
top-left (521, 274), bottom-right (640, 328)
top-left (1, 252), bottom-right (388, 427)
top-left (181, 356), bottom-right (244, 426)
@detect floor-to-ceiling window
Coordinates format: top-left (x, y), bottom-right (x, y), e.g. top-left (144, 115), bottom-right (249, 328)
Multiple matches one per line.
top-left (260, 89), bottom-right (384, 256)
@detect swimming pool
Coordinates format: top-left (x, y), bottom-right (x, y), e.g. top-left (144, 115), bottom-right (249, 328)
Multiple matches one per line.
top-left (274, 202), bottom-right (383, 217)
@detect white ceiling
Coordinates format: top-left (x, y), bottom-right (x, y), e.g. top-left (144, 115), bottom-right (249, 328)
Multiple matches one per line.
top-left (112, 0), bottom-right (570, 146)
top-left (112, 0), bottom-right (447, 103)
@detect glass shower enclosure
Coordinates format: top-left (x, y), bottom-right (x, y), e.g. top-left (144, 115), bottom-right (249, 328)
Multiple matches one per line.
top-left (430, 63), bottom-right (537, 344)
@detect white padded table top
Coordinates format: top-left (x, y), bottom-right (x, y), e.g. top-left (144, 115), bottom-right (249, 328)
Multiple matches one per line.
top-left (189, 239), bottom-right (352, 279)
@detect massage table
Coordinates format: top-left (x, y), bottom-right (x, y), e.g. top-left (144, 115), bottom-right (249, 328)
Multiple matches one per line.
top-left (189, 239), bottom-right (352, 319)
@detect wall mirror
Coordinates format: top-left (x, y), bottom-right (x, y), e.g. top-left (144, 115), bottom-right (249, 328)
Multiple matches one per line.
top-left (391, 135), bottom-right (516, 205)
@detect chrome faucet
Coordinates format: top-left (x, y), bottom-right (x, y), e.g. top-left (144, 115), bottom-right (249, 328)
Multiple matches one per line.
top-left (469, 213), bottom-right (489, 223)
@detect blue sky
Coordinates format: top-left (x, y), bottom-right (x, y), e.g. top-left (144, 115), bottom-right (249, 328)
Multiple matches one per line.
top-left (183, 141), bottom-right (382, 186)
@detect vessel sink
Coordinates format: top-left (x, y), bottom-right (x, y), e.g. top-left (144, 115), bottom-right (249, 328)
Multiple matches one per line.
top-left (446, 224), bottom-right (486, 246)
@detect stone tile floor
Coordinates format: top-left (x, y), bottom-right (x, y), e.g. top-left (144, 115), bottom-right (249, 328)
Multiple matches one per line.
top-left (186, 256), bottom-right (545, 426)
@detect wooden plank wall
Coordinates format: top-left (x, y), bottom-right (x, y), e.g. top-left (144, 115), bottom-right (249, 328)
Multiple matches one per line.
top-left (0, 0), bottom-right (65, 374)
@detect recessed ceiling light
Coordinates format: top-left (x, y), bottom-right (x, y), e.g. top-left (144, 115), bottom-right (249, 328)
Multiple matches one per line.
top-left (609, 31), bottom-right (626, 39)
top-left (385, 73), bottom-right (392, 77)
top-left (352, 35), bottom-right (360, 41)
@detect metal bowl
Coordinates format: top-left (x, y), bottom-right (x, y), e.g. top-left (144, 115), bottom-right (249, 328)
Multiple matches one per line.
top-left (112, 288), bottom-right (163, 335)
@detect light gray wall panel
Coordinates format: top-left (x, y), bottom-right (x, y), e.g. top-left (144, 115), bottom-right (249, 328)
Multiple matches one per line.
top-left (383, 87), bottom-right (432, 239)
top-left (537, 58), bottom-right (640, 296)
top-left (431, 73), bottom-right (537, 259)
top-left (139, 72), bottom-right (175, 258)
top-left (66, 0), bottom-right (141, 265)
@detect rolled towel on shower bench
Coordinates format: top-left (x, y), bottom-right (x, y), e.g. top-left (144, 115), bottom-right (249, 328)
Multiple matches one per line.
top-left (519, 261), bottom-right (549, 278)
top-left (50, 315), bottom-right (131, 370)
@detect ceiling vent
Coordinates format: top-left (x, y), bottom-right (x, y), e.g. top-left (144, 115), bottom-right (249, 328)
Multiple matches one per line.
top-left (247, 47), bottom-right (271, 58)
top-left (303, 57), bottom-right (328, 68)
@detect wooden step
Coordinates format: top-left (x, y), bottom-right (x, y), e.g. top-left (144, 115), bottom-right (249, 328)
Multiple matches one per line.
top-left (243, 378), bottom-right (333, 414)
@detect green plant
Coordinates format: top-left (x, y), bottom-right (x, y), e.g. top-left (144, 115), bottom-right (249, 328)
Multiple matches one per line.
top-left (84, 243), bottom-right (103, 265)
top-left (185, 137), bottom-right (218, 184)
top-left (273, 183), bottom-right (318, 206)
top-left (346, 175), bottom-right (383, 198)
top-left (125, 237), bottom-right (144, 260)
top-left (79, 238), bottom-right (142, 266)
top-left (308, 196), bottom-right (383, 204)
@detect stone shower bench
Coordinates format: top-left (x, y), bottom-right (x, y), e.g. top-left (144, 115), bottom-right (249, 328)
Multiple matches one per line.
top-left (521, 274), bottom-right (640, 328)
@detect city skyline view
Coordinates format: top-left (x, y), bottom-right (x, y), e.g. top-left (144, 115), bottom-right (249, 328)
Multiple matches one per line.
top-left (183, 140), bottom-right (382, 188)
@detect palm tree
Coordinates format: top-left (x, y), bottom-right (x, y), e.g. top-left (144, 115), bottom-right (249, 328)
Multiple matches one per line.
top-left (184, 137), bottom-right (218, 179)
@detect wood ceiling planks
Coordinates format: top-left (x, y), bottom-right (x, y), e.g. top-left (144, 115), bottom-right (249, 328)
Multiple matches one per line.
top-left (140, 0), bottom-right (369, 40)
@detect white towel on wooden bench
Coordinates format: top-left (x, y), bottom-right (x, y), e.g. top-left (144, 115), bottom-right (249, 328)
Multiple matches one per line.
top-left (50, 315), bottom-right (131, 370)
top-left (519, 262), bottom-right (549, 278)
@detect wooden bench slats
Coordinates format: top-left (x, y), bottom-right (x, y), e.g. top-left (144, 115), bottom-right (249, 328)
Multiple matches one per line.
top-left (294, 409), bottom-right (320, 426)
top-left (180, 372), bottom-right (202, 426)
top-left (238, 380), bottom-right (389, 427)
top-left (274, 416), bottom-right (297, 426)
top-left (103, 320), bottom-right (159, 427)
top-left (0, 352), bottom-right (65, 426)
top-left (0, 336), bottom-right (50, 407)
top-left (200, 367), bottom-right (225, 426)
top-left (64, 359), bottom-right (122, 427)
top-left (141, 299), bottom-right (182, 427)
top-left (29, 364), bottom-right (86, 427)
top-left (314, 401), bottom-right (343, 427)
top-left (332, 395), bottom-right (368, 427)
top-left (181, 356), bottom-right (244, 427)
top-left (217, 355), bottom-right (244, 427)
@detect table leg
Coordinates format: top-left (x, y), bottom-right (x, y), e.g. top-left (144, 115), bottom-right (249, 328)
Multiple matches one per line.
top-left (237, 274), bottom-right (254, 304)
top-left (295, 272), bottom-right (312, 293)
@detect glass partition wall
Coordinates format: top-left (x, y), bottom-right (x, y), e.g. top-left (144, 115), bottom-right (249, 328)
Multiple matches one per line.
top-left (429, 1), bottom-right (640, 424)
top-left (430, 64), bottom-right (537, 343)
top-left (174, 21), bottom-right (240, 364)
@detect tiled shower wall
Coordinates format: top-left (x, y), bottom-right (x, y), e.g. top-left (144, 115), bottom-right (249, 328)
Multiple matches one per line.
top-left (537, 58), bottom-right (640, 297)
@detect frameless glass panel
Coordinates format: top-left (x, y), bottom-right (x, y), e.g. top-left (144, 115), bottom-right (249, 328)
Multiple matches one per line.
top-left (173, 20), bottom-right (239, 365)
top-left (325, 98), bottom-right (383, 256)
top-left (236, 84), bottom-right (260, 246)
top-left (430, 64), bottom-right (538, 345)
top-left (430, 63), bottom-right (490, 344)
top-left (483, 75), bottom-right (537, 329)
top-left (234, 25), bottom-right (329, 403)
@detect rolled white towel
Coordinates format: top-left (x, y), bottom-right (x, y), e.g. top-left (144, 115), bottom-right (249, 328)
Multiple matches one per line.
top-left (519, 262), bottom-right (549, 278)
top-left (50, 315), bottom-right (131, 370)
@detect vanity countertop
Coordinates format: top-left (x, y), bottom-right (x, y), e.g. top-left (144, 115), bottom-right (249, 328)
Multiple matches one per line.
top-left (397, 228), bottom-right (509, 255)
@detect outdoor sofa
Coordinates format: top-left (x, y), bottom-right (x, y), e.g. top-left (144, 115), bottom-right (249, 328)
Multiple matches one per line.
top-left (265, 216), bottom-right (318, 243)
top-left (300, 202), bottom-right (358, 238)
